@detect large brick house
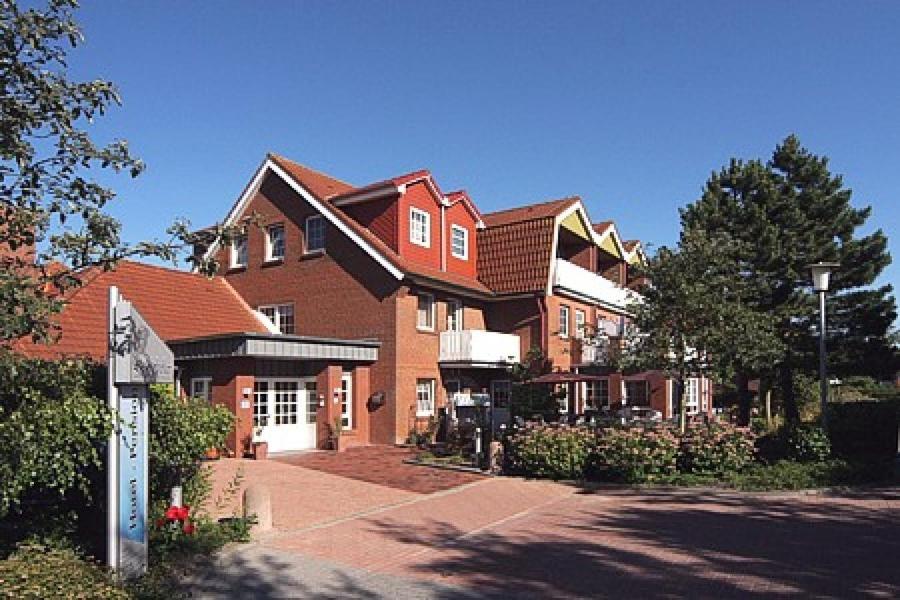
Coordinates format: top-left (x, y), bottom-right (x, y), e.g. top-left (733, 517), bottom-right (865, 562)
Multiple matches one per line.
top-left (196, 154), bottom-right (712, 450)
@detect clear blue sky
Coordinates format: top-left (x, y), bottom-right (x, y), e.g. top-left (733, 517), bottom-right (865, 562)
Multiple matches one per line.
top-left (69, 1), bottom-right (899, 296)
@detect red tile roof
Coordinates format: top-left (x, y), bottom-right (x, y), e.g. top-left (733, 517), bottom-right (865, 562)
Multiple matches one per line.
top-left (478, 218), bottom-right (555, 294)
top-left (268, 153), bottom-right (355, 200)
top-left (623, 240), bottom-right (640, 252)
top-left (592, 221), bottom-right (614, 236)
top-left (477, 197), bottom-right (581, 294)
top-left (13, 261), bottom-right (268, 362)
top-left (270, 155), bottom-right (494, 296)
top-left (482, 196), bottom-right (579, 228)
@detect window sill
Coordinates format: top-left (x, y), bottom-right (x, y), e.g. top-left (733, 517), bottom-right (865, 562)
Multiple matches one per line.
top-left (416, 327), bottom-right (437, 335)
top-left (415, 413), bottom-right (434, 419)
top-left (262, 258), bottom-right (284, 267)
top-left (300, 250), bottom-right (326, 261)
top-left (227, 265), bottom-right (247, 274)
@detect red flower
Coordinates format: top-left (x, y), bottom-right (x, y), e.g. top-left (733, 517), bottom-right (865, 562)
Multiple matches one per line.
top-left (164, 504), bottom-right (191, 522)
top-left (183, 522), bottom-right (195, 535)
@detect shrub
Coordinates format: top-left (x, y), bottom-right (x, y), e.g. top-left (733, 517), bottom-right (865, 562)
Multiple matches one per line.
top-left (783, 424), bottom-right (831, 462)
top-left (505, 424), bottom-right (595, 480)
top-left (591, 425), bottom-right (679, 483)
top-left (0, 541), bottom-right (127, 599)
top-left (0, 353), bottom-right (111, 518)
top-left (678, 422), bottom-right (756, 476)
top-left (149, 387), bottom-right (234, 509)
top-left (827, 400), bottom-right (900, 459)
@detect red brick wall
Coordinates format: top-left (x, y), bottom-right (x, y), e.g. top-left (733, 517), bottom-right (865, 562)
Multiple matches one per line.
top-left (398, 182), bottom-right (442, 270)
top-left (484, 296), bottom-right (543, 359)
top-left (218, 173), bottom-right (401, 445)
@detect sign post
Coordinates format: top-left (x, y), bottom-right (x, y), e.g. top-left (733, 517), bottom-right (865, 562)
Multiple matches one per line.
top-left (107, 286), bottom-right (174, 579)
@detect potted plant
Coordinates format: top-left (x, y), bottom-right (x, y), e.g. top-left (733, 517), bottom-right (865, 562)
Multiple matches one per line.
top-left (330, 417), bottom-right (344, 452)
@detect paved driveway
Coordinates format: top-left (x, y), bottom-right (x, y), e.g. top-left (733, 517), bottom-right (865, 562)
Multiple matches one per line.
top-left (198, 457), bottom-right (900, 599)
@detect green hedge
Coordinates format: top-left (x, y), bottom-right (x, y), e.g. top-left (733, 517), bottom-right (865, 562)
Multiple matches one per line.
top-left (505, 421), bottom-right (756, 483)
top-left (827, 400), bottom-right (899, 460)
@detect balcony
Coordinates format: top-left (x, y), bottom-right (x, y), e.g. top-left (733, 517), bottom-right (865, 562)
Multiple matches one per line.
top-left (439, 330), bottom-right (521, 367)
top-left (553, 259), bottom-right (636, 311)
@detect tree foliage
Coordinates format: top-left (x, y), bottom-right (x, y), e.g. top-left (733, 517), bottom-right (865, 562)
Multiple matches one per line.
top-left (618, 229), bottom-right (782, 426)
top-left (681, 135), bottom-right (897, 421)
top-left (0, 0), bottom-right (244, 344)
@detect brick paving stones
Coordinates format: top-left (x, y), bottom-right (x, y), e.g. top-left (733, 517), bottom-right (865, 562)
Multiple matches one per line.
top-left (271, 446), bottom-right (485, 494)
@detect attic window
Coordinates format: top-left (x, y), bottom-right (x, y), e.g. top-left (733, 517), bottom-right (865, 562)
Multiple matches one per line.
top-left (265, 224), bottom-right (285, 261)
top-left (231, 235), bottom-right (248, 268)
top-left (451, 225), bottom-right (468, 260)
top-left (410, 208), bottom-right (430, 248)
top-left (305, 215), bottom-right (325, 253)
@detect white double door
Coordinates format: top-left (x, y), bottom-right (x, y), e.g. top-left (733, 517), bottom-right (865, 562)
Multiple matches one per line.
top-left (253, 377), bottom-right (318, 452)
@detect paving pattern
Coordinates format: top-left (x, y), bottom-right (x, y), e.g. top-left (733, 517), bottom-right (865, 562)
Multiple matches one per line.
top-left (198, 455), bottom-right (900, 599)
top-left (271, 446), bottom-right (485, 494)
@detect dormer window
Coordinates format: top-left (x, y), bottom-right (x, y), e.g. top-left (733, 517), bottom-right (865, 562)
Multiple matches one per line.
top-left (451, 225), bottom-right (468, 260)
top-left (409, 208), bottom-right (430, 248)
top-left (265, 224), bottom-right (285, 262)
top-left (230, 235), bottom-right (248, 269)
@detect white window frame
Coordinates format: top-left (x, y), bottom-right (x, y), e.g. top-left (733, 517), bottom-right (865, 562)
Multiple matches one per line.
top-left (416, 293), bottom-right (435, 331)
top-left (230, 235), bottom-right (247, 269)
top-left (258, 303), bottom-right (295, 334)
top-left (446, 298), bottom-right (463, 332)
top-left (305, 215), bottom-right (326, 254)
top-left (416, 378), bottom-right (435, 417)
top-left (265, 224), bottom-right (285, 262)
top-left (450, 224), bottom-right (468, 260)
top-left (574, 309), bottom-right (586, 340)
top-left (409, 207), bottom-right (431, 248)
top-left (559, 305), bottom-right (570, 338)
top-left (684, 378), bottom-right (699, 415)
top-left (340, 374), bottom-right (353, 429)
top-left (190, 377), bottom-right (212, 402)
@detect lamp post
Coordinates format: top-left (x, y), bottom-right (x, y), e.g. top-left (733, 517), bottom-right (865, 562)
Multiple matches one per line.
top-left (808, 262), bottom-right (839, 430)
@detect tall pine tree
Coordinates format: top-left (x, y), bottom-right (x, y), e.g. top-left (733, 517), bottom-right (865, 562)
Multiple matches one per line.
top-left (682, 135), bottom-right (897, 423)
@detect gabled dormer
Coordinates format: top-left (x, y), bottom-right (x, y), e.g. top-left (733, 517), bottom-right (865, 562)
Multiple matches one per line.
top-left (331, 171), bottom-right (484, 279)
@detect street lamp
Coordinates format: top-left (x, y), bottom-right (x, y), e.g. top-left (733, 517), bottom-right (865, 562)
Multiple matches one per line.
top-left (808, 262), bottom-right (839, 429)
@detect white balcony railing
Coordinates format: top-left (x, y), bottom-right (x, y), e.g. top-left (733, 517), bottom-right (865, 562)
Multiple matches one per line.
top-left (553, 259), bottom-right (637, 311)
top-left (439, 330), bottom-right (520, 366)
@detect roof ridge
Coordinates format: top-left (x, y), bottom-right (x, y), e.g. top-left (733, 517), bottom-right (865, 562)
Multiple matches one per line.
top-left (268, 153), bottom-right (356, 188)
top-left (483, 195), bottom-right (580, 218)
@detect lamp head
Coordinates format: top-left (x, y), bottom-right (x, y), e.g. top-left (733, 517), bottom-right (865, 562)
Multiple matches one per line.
top-left (807, 262), bottom-right (839, 292)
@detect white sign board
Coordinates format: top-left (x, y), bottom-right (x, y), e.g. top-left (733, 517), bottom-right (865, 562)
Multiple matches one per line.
top-left (107, 286), bottom-right (173, 579)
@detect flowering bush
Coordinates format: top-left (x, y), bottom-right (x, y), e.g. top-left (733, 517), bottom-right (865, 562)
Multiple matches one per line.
top-left (591, 425), bottom-right (680, 483)
top-left (505, 424), bottom-right (595, 480)
top-left (677, 422), bottom-right (756, 475)
top-left (153, 504), bottom-right (196, 555)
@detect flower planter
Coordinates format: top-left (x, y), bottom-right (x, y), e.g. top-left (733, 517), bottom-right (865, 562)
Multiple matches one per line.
top-left (204, 447), bottom-right (220, 460)
top-left (252, 441), bottom-right (268, 460)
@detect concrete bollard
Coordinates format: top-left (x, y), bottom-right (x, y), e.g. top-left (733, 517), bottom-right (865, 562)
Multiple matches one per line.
top-left (489, 441), bottom-right (504, 474)
top-left (243, 485), bottom-right (272, 533)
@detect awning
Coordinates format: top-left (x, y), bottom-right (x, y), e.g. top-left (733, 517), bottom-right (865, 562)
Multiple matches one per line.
top-left (167, 332), bottom-right (380, 362)
top-left (525, 371), bottom-right (607, 384)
